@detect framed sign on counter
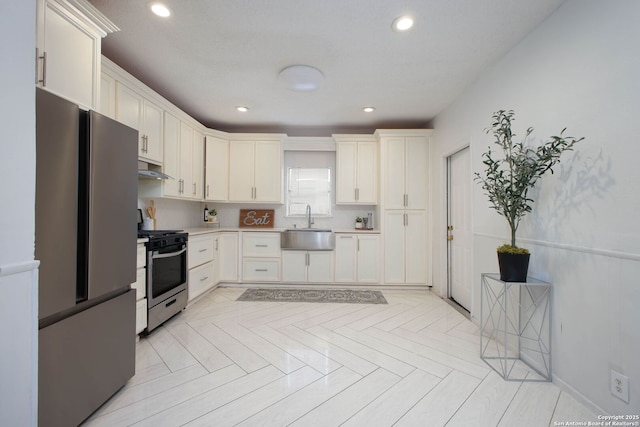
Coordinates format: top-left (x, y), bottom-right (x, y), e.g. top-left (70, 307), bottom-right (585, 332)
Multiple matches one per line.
top-left (239, 209), bottom-right (275, 228)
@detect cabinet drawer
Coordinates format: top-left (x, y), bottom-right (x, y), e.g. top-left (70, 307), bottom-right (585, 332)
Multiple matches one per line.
top-left (242, 233), bottom-right (281, 258)
top-left (136, 245), bottom-right (146, 268)
top-left (242, 258), bottom-right (280, 282)
top-left (188, 261), bottom-right (215, 302)
top-left (189, 234), bottom-right (215, 268)
top-left (135, 299), bottom-right (147, 335)
top-left (132, 268), bottom-right (146, 300)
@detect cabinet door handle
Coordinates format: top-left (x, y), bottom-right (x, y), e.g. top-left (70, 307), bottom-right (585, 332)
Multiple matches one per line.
top-left (200, 276), bottom-right (209, 281)
top-left (255, 268), bottom-right (268, 272)
top-left (193, 182), bottom-right (196, 195)
top-left (305, 253), bottom-right (309, 266)
top-left (206, 184), bottom-right (210, 198)
top-left (37, 50), bottom-right (47, 86)
top-left (255, 244), bottom-right (268, 248)
top-left (215, 238), bottom-right (219, 251)
top-left (35, 48), bottom-right (40, 84)
top-left (199, 248), bottom-right (208, 253)
top-left (357, 239), bottom-right (360, 251)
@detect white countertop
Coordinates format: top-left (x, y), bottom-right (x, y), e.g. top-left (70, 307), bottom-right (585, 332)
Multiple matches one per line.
top-left (183, 226), bottom-right (380, 236)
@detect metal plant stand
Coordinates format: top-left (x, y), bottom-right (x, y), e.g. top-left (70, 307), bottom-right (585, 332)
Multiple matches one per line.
top-left (480, 273), bottom-right (552, 381)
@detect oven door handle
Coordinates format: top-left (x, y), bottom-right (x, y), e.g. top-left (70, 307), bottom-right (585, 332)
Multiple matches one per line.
top-left (152, 247), bottom-right (187, 259)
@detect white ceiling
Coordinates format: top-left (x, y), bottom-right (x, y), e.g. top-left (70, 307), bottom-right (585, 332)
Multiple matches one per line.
top-left (89, 0), bottom-right (566, 136)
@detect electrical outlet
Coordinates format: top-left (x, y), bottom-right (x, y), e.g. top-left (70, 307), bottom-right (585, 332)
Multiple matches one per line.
top-left (610, 370), bottom-right (630, 403)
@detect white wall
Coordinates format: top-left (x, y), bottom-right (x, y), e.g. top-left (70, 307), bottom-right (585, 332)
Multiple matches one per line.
top-left (0, 1), bottom-right (38, 425)
top-left (430, 0), bottom-right (640, 414)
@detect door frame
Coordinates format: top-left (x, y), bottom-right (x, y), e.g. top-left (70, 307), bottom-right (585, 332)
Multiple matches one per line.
top-left (442, 143), bottom-right (474, 317)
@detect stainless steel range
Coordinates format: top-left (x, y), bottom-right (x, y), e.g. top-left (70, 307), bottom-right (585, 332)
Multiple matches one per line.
top-left (139, 230), bottom-right (188, 333)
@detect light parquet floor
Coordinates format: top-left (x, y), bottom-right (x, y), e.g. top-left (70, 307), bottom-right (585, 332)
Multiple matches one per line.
top-left (84, 287), bottom-right (597, 426)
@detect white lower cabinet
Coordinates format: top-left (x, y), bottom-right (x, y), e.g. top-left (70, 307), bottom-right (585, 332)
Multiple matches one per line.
top-left (243, 258), bottom-right (280, 282)
top-left (135, 300), bottom-right (147, 335)
top-left (282, 251), bottom-right (334, 283)
top-left (241, 232), bottom-right (280, 282)
top-left (188, 233), bottom-right (216, 302)
top-left (133, 243), bottom-right (147, 334)
top-left (218, 233), bottom-right (239, 282)
top-left (334, 234), bottom-right (380, 283)
top-left (188, 262), bottom-right (215, 302)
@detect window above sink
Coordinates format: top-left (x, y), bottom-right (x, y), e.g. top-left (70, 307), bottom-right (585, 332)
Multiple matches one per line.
top-left (286, 167), bottom-right (332, 217)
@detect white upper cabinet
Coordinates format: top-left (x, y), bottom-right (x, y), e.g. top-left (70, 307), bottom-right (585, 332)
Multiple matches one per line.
top-left (36, 0), bottom-right (117, 109)
top-left (143, 112), bottom-right (203, 200)
top-left (178, 121), bottom-right (204, 200)
top-left (162, 111), bottom-right (182, 198)
top-left (99, 72), bottom-right (116, 119)
top-left (228, 139), bottom-right (281, 202)
top-left (115, 82), bottom-right (163, 164)
top-left (191, 128), bottom-right (204, 200)
top-left (205, 135), bottom-right (229, 201)
top-left (383, 136), bottom-right (428, 210)
top-left (335, 137), bottom-right (378, 204)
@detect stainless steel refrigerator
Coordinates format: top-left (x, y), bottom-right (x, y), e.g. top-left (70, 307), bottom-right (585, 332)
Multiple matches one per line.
top-left (36, 88), bottom-right (137, 427)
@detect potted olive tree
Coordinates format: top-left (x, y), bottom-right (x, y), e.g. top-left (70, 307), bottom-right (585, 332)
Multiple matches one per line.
top-left (475, 110), bottom-right (584, 282)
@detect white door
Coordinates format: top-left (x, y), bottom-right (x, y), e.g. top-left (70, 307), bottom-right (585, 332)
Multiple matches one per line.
top-left (447, 147), bottom-right (472, 312)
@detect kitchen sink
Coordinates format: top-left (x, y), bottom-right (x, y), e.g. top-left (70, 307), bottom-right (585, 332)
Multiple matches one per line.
top-left (280, 229), bottom-right (335, 250)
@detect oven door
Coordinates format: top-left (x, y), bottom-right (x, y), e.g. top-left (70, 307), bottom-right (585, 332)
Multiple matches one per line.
top-left (147, 243), bottom-right (187, 308)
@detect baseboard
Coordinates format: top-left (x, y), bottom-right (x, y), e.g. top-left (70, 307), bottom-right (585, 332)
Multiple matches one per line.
top-left (553, 374), bottom-right (607, 416)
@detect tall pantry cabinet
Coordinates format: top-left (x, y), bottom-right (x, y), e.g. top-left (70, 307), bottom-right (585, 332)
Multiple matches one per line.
top-left (378, 131), bottom-right (432, 285)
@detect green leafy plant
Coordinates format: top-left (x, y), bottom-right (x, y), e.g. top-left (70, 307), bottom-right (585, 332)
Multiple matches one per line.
top-left (355, 216), bottom-right (363, 223)
top-left (475, 110), bottom-right (584, 252)
top-left (210, 209), bottom-right (217, 216)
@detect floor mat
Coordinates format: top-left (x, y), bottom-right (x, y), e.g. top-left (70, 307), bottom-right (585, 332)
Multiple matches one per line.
top-left (236, 288), bottom-right (388, 304)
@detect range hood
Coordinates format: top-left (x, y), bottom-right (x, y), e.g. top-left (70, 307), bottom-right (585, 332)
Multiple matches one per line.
top-left (138, 161), bottom-right (173, 180)
top-left (138, 169), bottom-right (173, 180)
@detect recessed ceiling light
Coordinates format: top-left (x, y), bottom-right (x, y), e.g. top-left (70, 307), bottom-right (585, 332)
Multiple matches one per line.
top-left (392, 15), bottom-right (414, 32)
top-left (149, 2), bottom-right (171, 18)
top-left (236, 106), bottom-right (249, 112)
top-left (363, 107), bottom-right (376, 113)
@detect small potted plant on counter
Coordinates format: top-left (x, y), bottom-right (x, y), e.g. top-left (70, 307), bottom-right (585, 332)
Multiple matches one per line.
top-left (355, 216), bottom-right (363, 229)
top-left (475, 110), bottom-right (584, 282)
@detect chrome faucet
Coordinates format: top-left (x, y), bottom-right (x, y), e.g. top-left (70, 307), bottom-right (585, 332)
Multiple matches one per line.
top-left (306, 204), bottom-right (314, 229)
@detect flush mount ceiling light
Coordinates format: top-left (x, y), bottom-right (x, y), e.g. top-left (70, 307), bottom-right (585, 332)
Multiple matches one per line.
top-left (363, 107), bottom-right (376, 113)
top-left (149, 2), bottom-right (171, 18)
top-left (236, 106), bottom-right (249, 112)
top-left (278, 65), bottom-right (324, 92)
top-left (392, 15), bottom-right (414, 32)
